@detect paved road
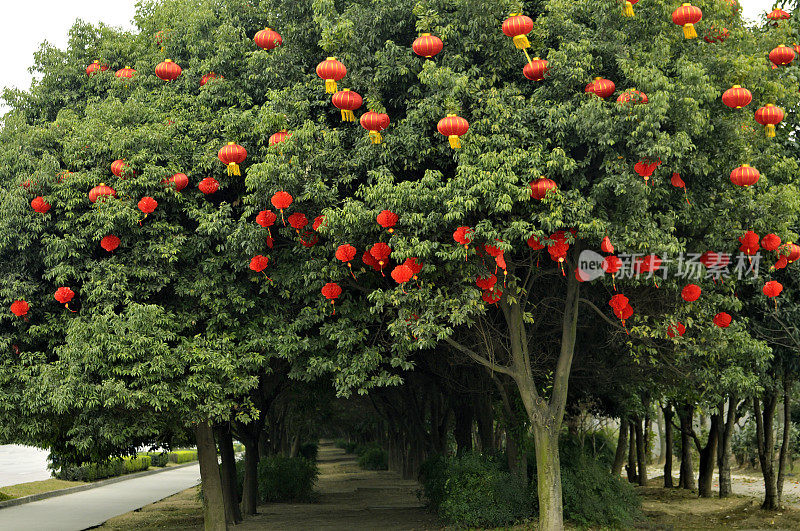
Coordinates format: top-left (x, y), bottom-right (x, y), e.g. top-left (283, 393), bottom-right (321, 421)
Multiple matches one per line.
top-left (0, 445), bottom-right (52, 487)
top-left (0, 463), bottom-right (201, 530)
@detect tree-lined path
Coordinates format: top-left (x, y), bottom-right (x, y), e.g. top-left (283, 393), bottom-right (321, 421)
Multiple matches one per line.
top-left (0, 463), bottom-right (200, 530)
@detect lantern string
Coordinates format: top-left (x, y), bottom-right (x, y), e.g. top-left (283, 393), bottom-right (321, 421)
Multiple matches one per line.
top-left (261, 271), bottom-right (273, 282)
top-left (347, 263), bottom-right (357, 280)
top-left (65, 303), bottom-right (76, 313)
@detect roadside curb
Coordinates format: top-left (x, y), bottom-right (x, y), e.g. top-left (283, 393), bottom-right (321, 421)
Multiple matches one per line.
top-left (0, 461), bottom-right (199, 510)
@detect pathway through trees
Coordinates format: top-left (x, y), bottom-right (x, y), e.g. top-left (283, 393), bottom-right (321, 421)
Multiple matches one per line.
top-left (239, 441), bottom-right (439, 530)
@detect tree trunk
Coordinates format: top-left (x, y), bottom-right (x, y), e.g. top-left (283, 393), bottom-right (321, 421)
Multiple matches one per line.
top-left (644, 409), bottom-right (652, 464)
top-left (241, 440), bottom-right (259, 516)
top-left (634, 416), bottom-right (647, 486)
top-left (778, 376), bottom-right (792, 506)
top-left (532, 421), bottom-right (563, 531)
top-left (717, 396), bottom-right (736, 498)
top-left (657, 406), bottom-right (666, 464)
top-left (754, 393), bottom-right (779, 510)
top-left (626, 421), bottom-right (638, 483)
top-left (453, 400), bottom-right (473, 456)
top-left (663, 403), bottom-right (674, 488)
top-left (611, 419), bottom-right (628, 477)
top-left (697, 414), bottom-right (720, 498)
top-left (289, 434), bottom-right (300, 458)
top-left (216, 425), bottom-right (242, 524)
top-left (195, 422), bottom-right (228, 531)
top-left (678, 402), bottom-right (695, 490)
top-left (474, 393), bottom-right (495, 454)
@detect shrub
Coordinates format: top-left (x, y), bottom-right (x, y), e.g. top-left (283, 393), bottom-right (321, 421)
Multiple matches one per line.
top-left (341, 441), bottom-right (359, 454)
top-left (419, 453), bottom-right (533, 528)
top-left (257, 456), bottom-right (318, 502)
top-left (147, 452), bottom-right (169, 467)
top-left (299, 442), bottom-right (319, 461)
top-left (358, 446), bottom-right (388, 470)
top-left (169, 450), bottom-right (198, 464)
top-left (54, 455), bottom-right (151, 482)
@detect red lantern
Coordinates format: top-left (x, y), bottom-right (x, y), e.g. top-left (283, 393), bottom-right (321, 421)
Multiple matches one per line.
top-left (332, 89), bottom-right (363, 122)
top-left (335, 244), bottom-right (358, 278)
top-left (672, 3), bottom-right (702, 39)
top-left (10, 300), bottom-right (29, 317)
top-left (622, 0), bottom-right (639, 17)
top-left (101, 235), bottom-right (120, 252)
top-left (482, 289), bottom-right (502, 304)
top-left (138, 197), bottom-right (158, 222)
top-left (31, 196), bottom-right (51, 213)
top-left (54, 287), bottom-right (76, 312)
top-left (271, 191), bottom-right (293, 225)
top-left (671, 173), bottom-right (691, 204)
top-left (437, 115), bottom-right (469, 149)
top-left (616, 89), bottom-right (648, 105)
top-left (667, 322), bottom-right (686, 338)
top-left (453, 226), bottom-right (473, 255)
top-left (169, 173), bottom-right (189, 191)
top-left (155, 59), bottom-right (182, 81)
top-left (523, 58), bottom-right (549, 81)
top-left (254, 28), bottom-right (282, 50)
top-left (313, 216), bottom-right (325, 231)
top-left (218, 142), bottom-right (247, 176)
top-left (200, 72), bottom-right (220, 86)
top-left (86, 60), bottom-right (108, 76)
top-left (360, 112), bottom-right (390, 144)
top-left (527, 235), bottom-right (545, 250)
top-left (635, 254), bottom-right (662, 276)
top-left (288, 213), bottom-right (308, 233)
top-left (609, 294), bottom-right (629, 312)
top-left (730, 165), bottom-right (760, 187)
top-left (89, 183), bottom-right (116, 203)
top-left (547, 231), bottom-right (569, 274)
top-left (249, 255), bottom-right (271, 280)
top-left (362, 251), bottom-right (381, 271)
top-left (761, 234), bottom-right (781, 251)
top-left (739, 231), bottom-right (760, 255)
top-left (714, 312), bottom-right (732, 328)
top-left (601, 237), bottom-right (614, 254)
top-left (502, 13), bottom-right (533, 50)
top-left (681, 284), bottom-right (701, 302)
top-left (257, 210), bottom-right (277, 228)
top-left (413, 34), bottom-right (443, 58)
top-left (754, 104), bottom-right (784, 138)
top-left (377, 210), bottom-right (399, 233)
top-left (316, 57), bottom-right (347, 94)
top-left (602, 255), bottom-right (622, 274)
top-left (783, 242), bottom-right (800, 263)
top-left (198, 177), bottom-right (219, 195)
top-left (404, 257), bottom-right (423, 279)
top-left (767, 9), bottom-right (790, 24)
top-left (391, 265), bottom-right (414, 285)
top-left (476, 275), bottom-right (497, 291)
top-left (369, 242), bottom-right (392, 273)
top-left (700, 251), bottom-right (731, 270)
top-left (529, 177), bottom-right (557, 200)
top-left (321, 282), bottom-right (342, 314)
top-left (111, 159), bottom-right (133, 178)
top-left (774, 255), bottom-right (789, 270)
top-left (585, 77), bottom-right (615, 98)
top-left (634, 159), bottom-right (661, 182)
top-left (763, 280), bottom-right (783, 298)
top-left (269, 130), bottom-right (291, 147)
top-left (769, 45), bottom-right (795, 66)
top-left (721, 86), bottom-right (752, 109)
top-left (115, 66), bottom-right (135, 79)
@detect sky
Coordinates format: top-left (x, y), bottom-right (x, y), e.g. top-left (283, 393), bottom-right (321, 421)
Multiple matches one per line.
top-left (0, 0), bottom-right (782, 104)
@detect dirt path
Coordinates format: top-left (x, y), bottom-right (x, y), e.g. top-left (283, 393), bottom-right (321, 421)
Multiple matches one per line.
top-left (237, 442), bottom-right (440, 530)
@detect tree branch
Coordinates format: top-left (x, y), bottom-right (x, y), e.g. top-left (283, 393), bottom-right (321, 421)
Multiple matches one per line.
top-left (445, 337), bottom-right (517, 378)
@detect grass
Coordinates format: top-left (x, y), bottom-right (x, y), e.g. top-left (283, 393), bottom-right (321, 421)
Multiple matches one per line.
top-left (0, 478), bottom-right (84, 500)
top-left (98, 487), bottom-right (203, 530)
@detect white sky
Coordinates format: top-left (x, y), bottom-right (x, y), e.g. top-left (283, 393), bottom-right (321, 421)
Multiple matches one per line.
top-left (0, 0), bottom-right (780, 108)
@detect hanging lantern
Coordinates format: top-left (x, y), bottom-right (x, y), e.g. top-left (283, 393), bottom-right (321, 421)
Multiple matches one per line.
top-left (714, 312), bottom-right (732, 328)
top-left (89, 183), bottom-right (116, 203)
top-left (767, 9), bottom-right (790, 25)
top-left (218, 142), bottom-right (247, 176)
top-left (269, 130), bottom-right (291, 147)
top-left (635, 254), bottom-right (662, 286)
top-left (413, 34), bottom-right (444, 58)
top-left (774, 255), bottom-right (789, 270)
top-left (168, 173), bottom-right (189, 191)
top-left (502, 13), bottom-right (533, 50)
top-left (332, 89), bottom-right (363, 122)
top-left (391, 264), bottom-right (414, 285)
top-left (622, 0), bottom-right (639, 17)
top-left (670, 173), bottom-right (691, 205)
top-left (362, 251), bottom-right (381, 271)
top-left (616, 89), bottom-right (648, 105)
top-left (453, 226), bottom-right (473, 257)
top-left (784, 242), bottom-right (800, 263)
top-left (609, 293), bottom-right (629, 314)
top-left (30, 196), bottom-right (51, 213)
top-left (602, 255), bottom-right (622, 290)
top-left (300, 231), bottom-right (319, 247)
top-left (10, 300), bottom-right (29, 317)
top-left (437, 115), bottom-right (469, 149)
top-left (739, 231), bottom-right (760, 255)
top-left (769, 45), bottom-right (795, 66)
top-left (256, 210), bottom-right (277, 228)
top-left (321, 282), bottom-right (342, 314)
top-left (667, 322), bottom-right (686, 338)
top-left (754, 104), bottom-right (784, 138)
top-left (722, 85), bottom-right (752, 109)
top-left (271, 191), bottom-right (293, 225)
top-left (681, 284), bottom-right (701, 302)
top-left (100, 235), bottom-right (120, 252)
top-left (54, 287), bottom-right (76, 312)
top-left (672, 3), bottom-right (702, 39)
top-left (313, 215), bottom-right (325, 231)
top-left (763, 280), bottom-right (783, 302)
top-left (601, 237), bottom-right (614, 254)
top-left (288, 213), bottom-right (308, 235)
top-left (529, 177), bottom-right (557, 200)
top-left (137, 197), bottom-right (158, 222)
top-left (254, 28), bottom-right (282, 50)
top-left (197, 177), bottom-right (218, 194)
top-left (111, 159), bottom-right (133, 178)
top-left (115, 66), bottom-right (136, 79)
top-left (155, 59), bottom-right (182, 81)
top-left (634, 159), bottom-right (661, 182)
top-left (316, 57), bottom-right (347, 93)
top-left (200, 72), bottom-right (220, 86)
top-left (523, 58), bottom-right (549, 81)
top-left (761, 233), bottom-right (781, 251)
top-left (527, 235), bottom-right (545, 250)
top-left (585, 77), bottom-right (615, 98)
top-left (377, 210), bottom-right (399, 233)
top-left (249, 255), bottom-right (271, 280)
top-left (547, 231), bottom-right (569, 275)
top-left (335, 244), bottom-right (358, 278)
top-left (730, 164), bottom-right (760, 187)
top-left (700, 251), bottom-right (731, 270)
top-left (476, 274), bottom-right (497, 291)
top-left (482, 289), bottom-right (502, 304)
top-left (369, 242), bottom-right (392, 274)
top-left (86, 60), bottom-right (108, 76)
top-left (404, 257), bottom-right (423, 280)
top-left (360, 112), bottom-right (390, 144)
